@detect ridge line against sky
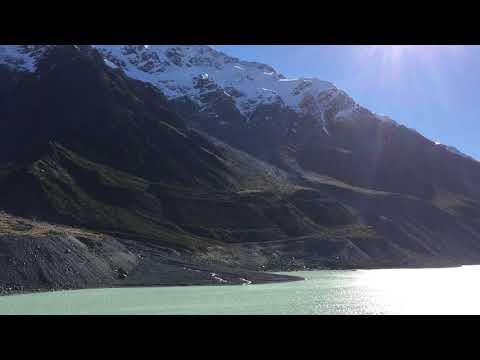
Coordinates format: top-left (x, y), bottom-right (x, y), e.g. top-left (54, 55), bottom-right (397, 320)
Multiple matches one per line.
top-left (212, 45), bottom-right (480, 160)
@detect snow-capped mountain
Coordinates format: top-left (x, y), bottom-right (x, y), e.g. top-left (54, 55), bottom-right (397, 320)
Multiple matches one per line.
top-left (0, 45), bottom-right (52, 71)
top-left (0, 45), bottom-right (370, 124)
top-left (0, 44), bottom-right (474, 162)
top-left (95, 45), bottom-right (370, 125)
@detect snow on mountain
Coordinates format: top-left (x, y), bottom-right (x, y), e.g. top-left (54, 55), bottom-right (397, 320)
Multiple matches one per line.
top-left (92, 45), bottom-right (342, 119)
top-left (0, 45), bottom-right (51, 72)
top-left (0, 44), bottom-right (378, 126)
top-left (91, 45), bottom-right (410, 131)
top-left (0, 44), bottom-right (475, 161)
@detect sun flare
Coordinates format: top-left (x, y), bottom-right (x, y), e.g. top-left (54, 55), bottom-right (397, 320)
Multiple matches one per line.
top-left (353, 45), bottom-right (467, 89)
top-left (360, 45), bottom-right (465, 64)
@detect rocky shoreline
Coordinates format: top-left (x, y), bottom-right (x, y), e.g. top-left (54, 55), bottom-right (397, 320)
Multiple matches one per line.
top-left (0, 231), bottom-right (473, 297)
top-left (1, 213), bottom-right (478, 298)
top-left (0, 231), bottom-right (304, 297)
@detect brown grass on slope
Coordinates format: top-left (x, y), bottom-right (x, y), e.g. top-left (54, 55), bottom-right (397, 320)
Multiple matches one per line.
top-left (0, 211), bottom-right (106, 239)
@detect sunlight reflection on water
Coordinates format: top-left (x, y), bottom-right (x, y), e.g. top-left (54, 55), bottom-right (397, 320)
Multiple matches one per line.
top-left (2, 266), bottom-right (480, 315)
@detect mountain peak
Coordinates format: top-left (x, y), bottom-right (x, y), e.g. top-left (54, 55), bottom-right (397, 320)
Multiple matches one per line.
top-left (0, 44), bottom-right (473, 161)
top-left (92, 45), bottom-right (340, 118)
top-left (0, 45), bottom-right (342, 121)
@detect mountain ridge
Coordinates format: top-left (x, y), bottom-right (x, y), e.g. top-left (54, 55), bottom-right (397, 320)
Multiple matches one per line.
top-left (1, 44), bottom-right (474, 161)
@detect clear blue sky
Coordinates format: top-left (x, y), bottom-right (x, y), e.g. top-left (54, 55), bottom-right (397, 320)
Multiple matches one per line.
top-left (212, 45), bottom-right (480, 160)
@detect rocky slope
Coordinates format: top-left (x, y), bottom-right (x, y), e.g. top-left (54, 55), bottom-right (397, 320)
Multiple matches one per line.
top-left (1, 45), bottom-right (480, 294)
top-left (0, 212), bottom-right (300, 295)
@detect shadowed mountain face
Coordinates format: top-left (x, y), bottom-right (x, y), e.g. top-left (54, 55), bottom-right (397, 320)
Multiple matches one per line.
top-left (173, 92), bottom-right (480, 202)
top-left (1, 45), bottom-right (480, 294)
top-left (0, 46), bottom-right (235, 190)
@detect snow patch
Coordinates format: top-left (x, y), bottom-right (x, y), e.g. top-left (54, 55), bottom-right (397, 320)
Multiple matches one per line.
top-left (104, 58), bottom-right (118, 69)
top-left (210, 272), bottom-right (228, 283)
top-left (0, 45), bottom-right (38, 72)
top-left (240, 278), bottom-right (252, 285)
top-left (90, 45), bottom-right (338, 118)
top-left (261, 88), bottom-right (276, 93)
top-left (335, 107), bottom-right (354, 121)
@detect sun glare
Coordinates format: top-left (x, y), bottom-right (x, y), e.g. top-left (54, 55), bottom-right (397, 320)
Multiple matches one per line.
top-left (361, 45), bottom-right (464, 61)
top-left (352, 45), bottom-right (467, 93)
top-left (354, 266), bottom-right (480, 315)
top-left (359, 45), bottom-right (468, 70)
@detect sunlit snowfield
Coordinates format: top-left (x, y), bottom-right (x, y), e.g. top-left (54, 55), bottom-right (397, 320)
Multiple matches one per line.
top-left (2, 266), bottom-right (480, 315)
